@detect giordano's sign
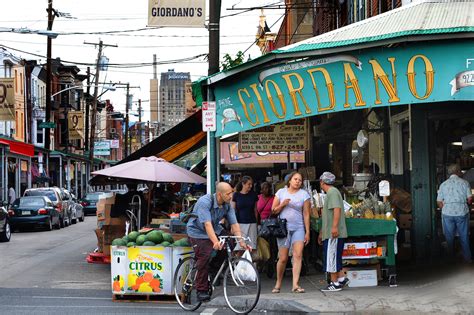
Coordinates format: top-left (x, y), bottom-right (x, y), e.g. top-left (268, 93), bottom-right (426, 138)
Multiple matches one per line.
top-left (213, 41), bottom-right (474, 137)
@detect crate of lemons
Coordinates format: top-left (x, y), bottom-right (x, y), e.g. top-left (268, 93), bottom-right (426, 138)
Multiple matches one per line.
top-left (111, 229), bottom-right (190, 247)
top-left (346, 193), bottom-right (394, 220)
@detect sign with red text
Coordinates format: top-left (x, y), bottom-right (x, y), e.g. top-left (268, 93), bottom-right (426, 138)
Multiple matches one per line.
top-left (202, 101), bottom-right (216, 132)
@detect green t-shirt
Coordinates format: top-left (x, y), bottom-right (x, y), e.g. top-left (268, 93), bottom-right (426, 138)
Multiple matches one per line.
top-left (322, 186), bottom-right (347, 241)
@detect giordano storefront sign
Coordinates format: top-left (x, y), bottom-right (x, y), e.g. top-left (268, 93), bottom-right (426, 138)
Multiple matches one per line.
top-left (213, 41), bottom-right (474, 137)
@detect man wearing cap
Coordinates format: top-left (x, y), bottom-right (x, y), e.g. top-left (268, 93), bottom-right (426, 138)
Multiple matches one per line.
top-left (318, 172), bottom-right (349, 291)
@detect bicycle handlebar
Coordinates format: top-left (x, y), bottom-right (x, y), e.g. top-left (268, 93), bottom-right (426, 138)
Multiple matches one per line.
top-left (218, 235), bottom-right (250, 245)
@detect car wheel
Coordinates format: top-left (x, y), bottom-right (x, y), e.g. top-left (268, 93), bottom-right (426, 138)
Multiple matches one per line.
top-left (0, 221), bottom-right (11, 242)
top-left (79, 213), bottom-right (84, 222)
top-left (55, 218), bottom-right (61, 229)
top-left (46, 217), bottom-right (53, 231)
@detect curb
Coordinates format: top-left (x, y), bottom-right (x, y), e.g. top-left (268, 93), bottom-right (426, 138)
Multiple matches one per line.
top-left (206, 296), bottom-right (317, 313)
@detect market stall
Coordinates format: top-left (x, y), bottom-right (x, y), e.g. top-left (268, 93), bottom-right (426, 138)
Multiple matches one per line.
top-left (89, 156), bottom-right (205, 297)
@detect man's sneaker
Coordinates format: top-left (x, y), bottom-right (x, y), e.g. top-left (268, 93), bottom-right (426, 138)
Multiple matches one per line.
top-left (339, 277), bottom-right (350, 288)
top-left (321, 282), bottom-right (342, 292)
top-left (197, 291), bottom-right (211, 302)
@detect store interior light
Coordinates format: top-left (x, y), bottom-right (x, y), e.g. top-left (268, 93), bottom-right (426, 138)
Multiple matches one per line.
top-left (451, 142), bottom-right (463, 146)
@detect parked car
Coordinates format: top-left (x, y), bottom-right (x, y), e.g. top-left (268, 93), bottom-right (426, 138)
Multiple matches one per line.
top-left (59, 188), bottom-right (75, 224)
top-left (80, 192), bottom-right (105, 216)
top-left (0, 201), bottom-right (11, 242)
top-left (23, 187), bottom-right (69, 228)
top-left (9, 196), bottom-right (60, 231)
top-left (70, 193), bottom-right (85, 223)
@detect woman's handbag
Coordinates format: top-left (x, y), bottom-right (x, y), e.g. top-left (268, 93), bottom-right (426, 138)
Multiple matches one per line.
top-left (258, 216), bottom-right (288, 239)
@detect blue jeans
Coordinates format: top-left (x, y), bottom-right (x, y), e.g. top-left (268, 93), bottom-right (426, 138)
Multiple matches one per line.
top-left (442, 213), bottom-right (472, 262)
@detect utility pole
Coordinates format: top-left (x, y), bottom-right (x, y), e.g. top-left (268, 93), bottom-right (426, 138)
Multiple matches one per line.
top-left (207, 0), bottom-right (221, 193)
top-left (45, 0), bottom-right (54, 150)
top-left (138, 99), bottom-right (142, 147)
top-left (124, 83), bottom-right (130, 157)
top-left (84, 40), bottom-right (117, 164)
top-left (84, 67), bottom-right (90, 151)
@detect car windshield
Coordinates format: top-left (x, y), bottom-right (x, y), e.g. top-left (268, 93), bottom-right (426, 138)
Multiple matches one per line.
top-left (86, 193), bottom-right (102, 201)
top-left (25, 190), bottom-right (57, 201)
top-left (18, 197), bottom-right (45, 207)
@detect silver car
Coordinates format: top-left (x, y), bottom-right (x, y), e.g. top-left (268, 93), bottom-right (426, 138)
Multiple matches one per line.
top-left (70, 193), bottom-right (84, 224)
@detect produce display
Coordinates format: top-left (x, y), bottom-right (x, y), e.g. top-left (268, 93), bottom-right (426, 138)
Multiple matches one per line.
top-left (111, 229), bottom-right (190, 247)
top-left (346, 193), bottom-right (394, 220)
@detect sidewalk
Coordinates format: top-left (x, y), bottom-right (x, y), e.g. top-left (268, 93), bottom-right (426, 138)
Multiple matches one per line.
top-left (209, 262), bottom-right (474, 314)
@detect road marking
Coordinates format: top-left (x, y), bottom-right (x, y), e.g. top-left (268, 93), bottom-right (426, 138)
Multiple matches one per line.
top-left (200, 308), bottom-right (218, 314)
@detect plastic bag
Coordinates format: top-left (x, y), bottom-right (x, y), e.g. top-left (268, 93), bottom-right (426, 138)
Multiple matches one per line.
top-left (256, 237), bottom-right (270, 262)
top-left (235, 250), bottom-right (257, 282)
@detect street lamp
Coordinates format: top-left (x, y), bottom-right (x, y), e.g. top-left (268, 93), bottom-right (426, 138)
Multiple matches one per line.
top-left (0, 27), bottom-right (59, 38)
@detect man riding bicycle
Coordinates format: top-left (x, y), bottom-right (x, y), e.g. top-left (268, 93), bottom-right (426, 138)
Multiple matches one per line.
top-left (186, 182), bottom-right (251, 302)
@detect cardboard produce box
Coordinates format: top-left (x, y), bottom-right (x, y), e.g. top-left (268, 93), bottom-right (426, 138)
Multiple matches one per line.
top-left (342, 242), bottom-right (378, 259)
top-left (343, 267), bottom-right (378, 287)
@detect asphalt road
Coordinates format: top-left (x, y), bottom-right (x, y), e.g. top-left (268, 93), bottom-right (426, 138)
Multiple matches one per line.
top-left (0, 216), bottom-right (294, 315)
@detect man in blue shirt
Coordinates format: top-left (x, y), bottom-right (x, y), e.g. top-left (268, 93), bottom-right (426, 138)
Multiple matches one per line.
top-left (187, 182), bottom-right (250, 302)
top-left (437, 164), bottom-right (472, 263)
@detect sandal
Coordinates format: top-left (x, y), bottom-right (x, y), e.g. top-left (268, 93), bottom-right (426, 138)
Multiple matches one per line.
top-left (271, 287), bottom-right (281, 293)
top-left (292, 287), bottom-right (305, 293)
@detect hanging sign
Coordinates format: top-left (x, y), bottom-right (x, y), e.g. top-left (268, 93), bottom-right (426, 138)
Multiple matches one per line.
top-left (0, 78), bottom-right (15, 120)
top-left (94, 141), bottom-right (111, 156)
top-left (68, 111), bottom-right (84, 140)
top-left (148, 0), bottom-right (206, 28)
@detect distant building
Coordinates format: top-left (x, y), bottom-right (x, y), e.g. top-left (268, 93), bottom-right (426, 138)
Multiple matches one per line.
top-left (157, 69), bottom-right (191, 134)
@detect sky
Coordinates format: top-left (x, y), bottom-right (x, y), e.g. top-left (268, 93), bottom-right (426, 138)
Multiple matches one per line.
top-left (0, 0), bottom-right (285, 122)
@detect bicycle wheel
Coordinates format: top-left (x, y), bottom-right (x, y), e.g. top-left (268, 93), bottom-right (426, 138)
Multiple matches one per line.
top-left (223, 257), bottom-right (261, 314)
top-left (173, 256), bottom-right (202, 311)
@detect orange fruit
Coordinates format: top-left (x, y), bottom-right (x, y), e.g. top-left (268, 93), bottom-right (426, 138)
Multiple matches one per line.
top-left (113, 281), bottom-right (121, 292)
top-left (143, 271), bottom-right (154, 283)
top-left (150, 278), bottom-right (160, 290)
top-left (136, 277), bottom-right (145, 285)
top-left (132, 284), bottom-right (140, 291)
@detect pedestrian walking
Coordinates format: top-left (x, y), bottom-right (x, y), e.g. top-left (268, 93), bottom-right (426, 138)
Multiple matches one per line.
top-left (257, 181), bottom-right (274, 222)
top-left (271, 171), bottom-right (310, 294)
top-left (436, 164), bottom-right (472, 263)
top-left (8, 186), bottom-right (16, 205)
top-left (318, 171), bottom-right (349, 292)
top-left (232, 176), bottom-right (258, 252)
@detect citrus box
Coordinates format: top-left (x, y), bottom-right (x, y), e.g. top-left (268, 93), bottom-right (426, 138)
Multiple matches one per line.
top-left (342, 242), bottom-right (378, 259)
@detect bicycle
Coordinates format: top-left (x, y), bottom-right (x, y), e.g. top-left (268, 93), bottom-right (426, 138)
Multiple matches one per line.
top-left (173, 235), bottom-right (261, 314)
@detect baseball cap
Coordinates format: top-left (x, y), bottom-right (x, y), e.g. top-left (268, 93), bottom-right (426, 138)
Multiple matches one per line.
top-left (319, 172), bottom-right (336, 185)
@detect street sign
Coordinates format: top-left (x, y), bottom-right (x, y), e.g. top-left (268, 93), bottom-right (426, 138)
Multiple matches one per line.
top-left (202, 101), bottom-right (216, 132)
top-left (94, 141), bottom-right (111, 156)
top-left (38, 121), bottom-right (56, 129)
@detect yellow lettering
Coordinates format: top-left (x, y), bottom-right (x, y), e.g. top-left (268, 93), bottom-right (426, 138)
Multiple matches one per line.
top-left (281, 72), bottom-right (312, 116)
top-left (249, 84), bottom-right (270, 123)
top-left (264, 80), bottom-right (286, 119)
top-left (368, 58), bottom-right (400, 104)
top-left (406, 54), bottom-right (434, 100)
top-left (306, 67), bottom-right (335, 112)
top-left (237, 88), bottom-right (260, 126)
top-left (343, 63), bottom-right (366, 108)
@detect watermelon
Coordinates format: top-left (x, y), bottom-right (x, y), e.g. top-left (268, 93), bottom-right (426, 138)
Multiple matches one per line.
top-left (161, 241), bottom-right (171, 247)
top-left (179, 238), bottom-right (190, 246)
top-left (146, 231), bottom-right (163, 244)
top-left (122, 236), bottom-right (129, 243)
top-left (112, 238), bottom-right (127, 246)
top-left (127, 231), bottom-right (140, 242)
top-left (142, 241), bottom-right (155, 246)
top-left (127, 242), bottom-right (136, 247)
top-left (162, 233), bottom-right (174, 244)
top-left (136, 235), bottom-right (146, 246)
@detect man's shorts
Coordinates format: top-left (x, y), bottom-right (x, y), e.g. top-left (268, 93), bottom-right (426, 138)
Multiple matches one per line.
top-left (322, 238), bottom-right (345, 273)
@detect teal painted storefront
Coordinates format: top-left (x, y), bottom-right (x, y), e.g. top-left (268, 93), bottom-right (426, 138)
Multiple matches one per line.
top-left (213, 41), bottom-right (473, 137)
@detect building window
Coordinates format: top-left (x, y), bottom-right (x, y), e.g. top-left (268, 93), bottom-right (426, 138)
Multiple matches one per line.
top-left (37, 120), bottom-right (44, 144)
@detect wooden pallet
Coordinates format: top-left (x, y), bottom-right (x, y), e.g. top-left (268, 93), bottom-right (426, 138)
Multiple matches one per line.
top-left (112, 293), bottom-right (177, 303)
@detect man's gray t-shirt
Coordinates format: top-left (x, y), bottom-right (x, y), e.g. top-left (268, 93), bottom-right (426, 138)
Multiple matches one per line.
top-left (187, 194), bottom-right (238, 239)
